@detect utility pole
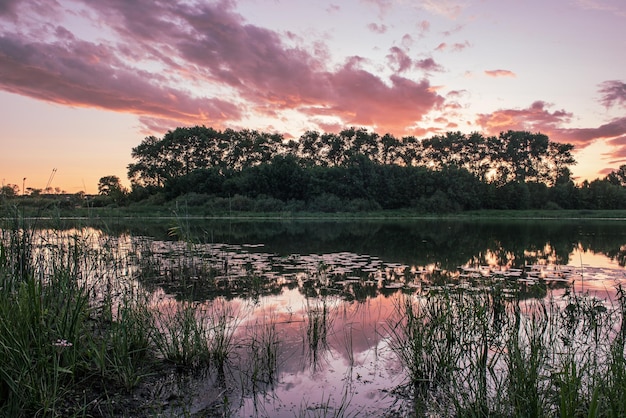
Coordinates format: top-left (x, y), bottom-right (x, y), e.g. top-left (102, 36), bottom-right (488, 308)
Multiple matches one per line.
top-left (23, 177), bottom-right (26, 196)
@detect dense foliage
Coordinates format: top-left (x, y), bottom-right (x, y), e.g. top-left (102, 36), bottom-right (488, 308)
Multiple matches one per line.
top-left (120, 126), bottom-right (626, 212)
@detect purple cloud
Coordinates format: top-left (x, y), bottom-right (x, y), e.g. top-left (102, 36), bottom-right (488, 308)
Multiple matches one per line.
top-left (386, 47), bottom-right (413, 73)
top-left (435, 41), bottom-right (470, 52)
top-left (476, 101), bottom-right (573, 139)
top-left (599, 80), bottom-right (626, 108)
top-left (415, 58), bottom-right (444, 72)
top-left (0, 0), bottom-right (445, 136)
top-left (0, 33), bottom-right (241, 124)
top-left (367, 23), bottom-right (388, 34)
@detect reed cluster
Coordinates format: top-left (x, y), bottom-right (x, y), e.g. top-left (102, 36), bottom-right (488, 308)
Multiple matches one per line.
top-left (386, 283), bottom-right (626, 417)
top-left (0, 218), bottom-right (243, 417)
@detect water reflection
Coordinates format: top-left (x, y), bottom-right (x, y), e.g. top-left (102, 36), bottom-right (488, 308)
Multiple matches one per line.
top-left (130, 236), bottom-right (625, 304)
top-left (7, 219), bottom-right (626, 416)
top-left (120, 219), bottom-right (626, 416)
top-left (58, 217), bottom-right (626, 268)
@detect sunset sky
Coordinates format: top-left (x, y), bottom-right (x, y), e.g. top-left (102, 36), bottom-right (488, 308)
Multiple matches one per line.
top-left (1, 0), bottom-right (625, 194)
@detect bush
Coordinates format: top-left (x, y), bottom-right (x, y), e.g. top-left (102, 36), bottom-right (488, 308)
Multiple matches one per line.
top-left (307, 193), bottom-right (344, 213)
top-left (413, 190), bottom-right (460, 213)
top-left (175, 193), bottom-right (211, 207)
top-left (284, 199), bottom-right (306, 212)
top-left (346, 198), bottom-right (382, 212)
top-left (229, 195), bottom-right (255, 211)
top-left (253, 196), bottom-right (285, 212)
top-left (545, 201), bottom-right (562, 210)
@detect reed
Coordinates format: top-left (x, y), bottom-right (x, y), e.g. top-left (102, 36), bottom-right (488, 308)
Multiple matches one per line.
top-left (245, 312), bottom-right (280, 387)
top-left (385, 282), bottom-right (626, 417)
top-left (208, 299), bottom-right (238, 373)
top-left (304, 297), bottom-right (331, 371)
top-left (151, 299), bottom-right (213, 368)
top-left (90, 286), bottom-right (156, 391)
top-left (296, 387), bottom-right (355, 418)
top-left (0, 223), bottom-right (92, 416)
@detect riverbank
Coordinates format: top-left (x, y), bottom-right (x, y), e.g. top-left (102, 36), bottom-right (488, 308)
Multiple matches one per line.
top-left (3, 196), bottom-right (626, 220)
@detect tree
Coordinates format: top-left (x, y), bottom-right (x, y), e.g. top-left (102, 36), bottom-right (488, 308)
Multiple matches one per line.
top-left (606, 165), bottom-right (626, 187)
top-left (379, 133), bottom-right (401, 165)
top-left (0, 184), bottom-right (19, 197)
top-left (127, 126), bottom-right (225, 187)
top-left (98, 175), bottom-right (123, 195)
top-left (298, 130), bottom-right (323, 165)
top-left (545, 142), bottom-right (576, 186)
top-left (98, 175), bottom-right (128, 204)
top-left (496, 131), bottom-right (549, 183)
top-left (127, 135), bottom-right (170, 187)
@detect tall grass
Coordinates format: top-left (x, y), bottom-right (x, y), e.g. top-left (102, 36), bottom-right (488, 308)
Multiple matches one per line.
top-left (244, 311), bottom-right (280, 388)
top-left (303, 297), bottom-right (332, 371)
top-left (0, 219), bottom-right (171, 416)
top-left (90, 287), bottom-right (156, 392)
top-left (385, 283), bottom-right (626, 417)
top-left (150, 296), bottom-right (238, 375)
top-left (0, 222), bottom-right (92, 416)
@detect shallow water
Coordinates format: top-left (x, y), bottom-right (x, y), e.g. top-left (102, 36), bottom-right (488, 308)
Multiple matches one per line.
top-left (9, 218), bottom-right (626, 416)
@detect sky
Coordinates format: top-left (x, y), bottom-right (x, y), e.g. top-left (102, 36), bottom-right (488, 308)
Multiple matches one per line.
top-left (1, 0), bottom-right (625, 194)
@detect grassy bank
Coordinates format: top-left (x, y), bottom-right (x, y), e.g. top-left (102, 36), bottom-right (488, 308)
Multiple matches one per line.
top-left (3, 195), bottom-right (626, 220)
top-left (0, 219), bottom-right (239, 416)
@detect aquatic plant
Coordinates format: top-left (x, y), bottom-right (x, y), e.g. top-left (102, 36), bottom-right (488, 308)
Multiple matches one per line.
top-left (385, 282), bottom-right (626, 417)
top-left (0, 223), bottom-right (92, 415)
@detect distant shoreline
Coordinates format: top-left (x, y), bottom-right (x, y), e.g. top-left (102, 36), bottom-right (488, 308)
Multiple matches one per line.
top-left (3, 204), bottom-right (626, 222)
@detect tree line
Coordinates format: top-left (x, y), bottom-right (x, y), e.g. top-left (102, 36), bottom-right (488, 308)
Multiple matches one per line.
top-left (127, 126), bottom-right (575, 187)
top-left (93, 125), bottom-right (626, 212)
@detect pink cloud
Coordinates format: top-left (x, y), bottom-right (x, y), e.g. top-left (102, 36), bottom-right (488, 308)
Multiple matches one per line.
top-left (0, 34), bottom-right (241, 124)
top-left (599, 80), bottom-right (626, 108)
top-left (451, 41), bottom-right (470, 51)
top-left (386, 47), bottom-right (413, 73)
top-left (446, 89), bottom-right (467, 98)
top-left (476, 101), bottom-right (573, 138)
top-left (361, 0), bottom-right (394, 17)
top-left (401, 34), bottom-right (414, 48)
top-left (415, 57), bottom-right (444, 72)
top-left (605, 135), bottom-right (626, 164)
top-left (421, 1), bottom-right (465, 19)
top-left (417, 20), bottom-right (430, 33)
top-left (478, 101), bottom-right (626, 158)
top-left (435, 41), bottom-right (470, 52)
top-left (305, 65), bottom-right (444, 135)
top-left (367, 23), bottom-right (388, 34)
top-left (607, 135), bottom-right (626, 147)
top-left (484, 69), bottom-right (516, 78)
top-left (315, 120), bottom-right (344, 134)
top-left (0, 0), bottom-right (445, 137)
top-left (557, 117), bottom-right (626, 149)
top-left (0, 0), bottom-right (20, 16)
top-left (442, 24), bottom-right (465, 37)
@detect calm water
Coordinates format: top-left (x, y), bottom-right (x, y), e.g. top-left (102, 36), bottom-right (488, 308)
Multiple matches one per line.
top-left (36, 218), bottom-right (626, 416)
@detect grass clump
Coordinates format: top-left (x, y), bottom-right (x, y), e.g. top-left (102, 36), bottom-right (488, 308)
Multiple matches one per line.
top-left (386, 284), bottom-right (626, 417)
top-left (0, 224), bottom-right (92, 416)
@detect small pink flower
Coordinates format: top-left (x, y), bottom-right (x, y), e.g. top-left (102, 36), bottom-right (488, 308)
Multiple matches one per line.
top-left (53, 339), bottom-right (73, 348)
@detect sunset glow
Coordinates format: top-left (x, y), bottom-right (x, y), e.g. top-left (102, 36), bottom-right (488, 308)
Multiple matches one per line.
top-left (1, 0), bottom-right (625, 194)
